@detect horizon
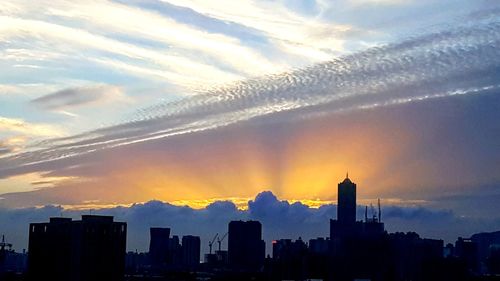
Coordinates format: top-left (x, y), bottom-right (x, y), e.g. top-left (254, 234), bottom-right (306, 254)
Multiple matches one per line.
top-left (2, 184), bottom-right (500, 255)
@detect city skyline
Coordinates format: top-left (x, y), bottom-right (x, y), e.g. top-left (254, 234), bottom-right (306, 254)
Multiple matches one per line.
top-left (3, 175), bottom-right (500, 280)
top-left (1, 177), bottom-right (499, 256)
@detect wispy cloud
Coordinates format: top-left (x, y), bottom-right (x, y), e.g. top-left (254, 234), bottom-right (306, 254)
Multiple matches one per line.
top-left (0, 117), bottom-right (65, 138)
top-left (0, 171), bottom-right (77, 194)
top-left (1, 15), bottom-right (498, 172)
top-left (31, 85), bottom-right (130, 111)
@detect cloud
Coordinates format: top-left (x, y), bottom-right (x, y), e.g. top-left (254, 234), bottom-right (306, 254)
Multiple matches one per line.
top-left (0, 117), bottom-right (65, 138)
top-left (0, 14), bottom-right (242, 89)
top-left (0, 84), bottom-right (21, 95)
top-left (1, 14), bottom-right (499, 173)
top-left (1, 191), bottom-right (499, 255)
top-left (0, 1), bottom-right (498, 234)
top-left (0, 172), bottom-right (77, 194)
top-left (159, 0), bottom-right (357, 58)
top-left (0, 136), bottom-right (26, 156)
top-left (31, 85), bottom-right (130, 111)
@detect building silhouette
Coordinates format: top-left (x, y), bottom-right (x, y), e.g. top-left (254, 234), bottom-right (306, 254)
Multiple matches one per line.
top-left (337, 173), bottom-right (356, 225)
top-left (271, 238), bottom-right (308, 280)
top-left (471, 230), bottom-right (500, 273)
top-left (328, 176), bottom-right (388, 281)
top-left (330, 174), bottom-right (385, 241)
top-left (181, 235), bottom-right (201, 269)
top-left (455, 237), bottom-right (479, 274)
top-left (168, 235), bottom-right (182, 266)
top-left (27, 215), bottom-right (126, 281)
top-left (0, 235), bottom-right (27, 279)
top-left (20, 175), bottom-right (500, 280)
top-left (149, 227), bottom-right (171, 268)
top-left (228, 220), bottom-right (265, 272)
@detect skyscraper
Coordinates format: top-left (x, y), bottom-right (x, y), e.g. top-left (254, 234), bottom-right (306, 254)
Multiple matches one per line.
top-left (181, 235), bottom-right (201, 268)
top-left (337, 173), bottom-right (356, 225)
top-left (149, 227), bottom-right (170, 268)
top-left (228, 220), bottom-right (265, 271)
top-left (330, 175), bottom-right (384, 240)
top-left (28, 215), bottom-right (126, 281)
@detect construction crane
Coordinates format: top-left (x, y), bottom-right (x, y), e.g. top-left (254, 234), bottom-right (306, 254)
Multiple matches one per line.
top-left (217, 232), bottom-right (228, 252)
top-left (208, 233), bottom-right (218, 254)
top-left (0, 235), bottom-right (12, 251)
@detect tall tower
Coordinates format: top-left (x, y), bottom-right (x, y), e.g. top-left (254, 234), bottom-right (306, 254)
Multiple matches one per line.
top-left (228, 220), bottom-right (265, 271)
top-left (149, 228), bottom-right (171, 267)
top-left (337, 173), bottom-right (356, 225)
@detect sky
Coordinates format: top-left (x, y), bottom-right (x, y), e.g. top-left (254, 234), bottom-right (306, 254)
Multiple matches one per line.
top-left (0, 0), bottom-right (500, 252)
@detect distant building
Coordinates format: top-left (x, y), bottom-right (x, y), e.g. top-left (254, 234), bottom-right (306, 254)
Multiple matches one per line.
top-left (149, 227), bottom-right (171, 268)
top-left (125, 251), bottom-right (148, 275)
top-left (330, 175), bottom-right (385, 240)
top-left (470, 230), bottom-right (500, 273)
top-left (455, 237), bottom-right (479, 273)
top-left (388, 232), bottom-right (444, 281)
top-left (28, 215), bottom-right (126, 281)
top-left (228, 220), bottom-right (265, 271)
top-left (272, 238), bottom-right (307, 260)
top-left (168, 235), bottom-right (181, 265)
top-left (308, 237), bottom-right (330, 255)
top-left (181, 235), bottom-right (201, 268)
top-left (272, 238), bottom-right (308, 280)
top-left (0, 235), bottom-right (27, 275)
top-left (337, 174), bottom-right (356, 225)
top-left (487, 244), bottom-right (500, 274)
top-left (328, 175), bottom-right (388, 281)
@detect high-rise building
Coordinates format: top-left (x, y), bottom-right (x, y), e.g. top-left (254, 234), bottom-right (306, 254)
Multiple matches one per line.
top-left (337, 173), bottom-right (356, 225)
top-left (181, 235), bottom-right (201, 268)
top-left (28, 215), bottom-right (126, 281)
top-left (455, 237), bottom-right (479, 273)
top-left (149, 227), bottom-right (170, 267)
top-left (330, 175), bottom-right (384, 240)
top-left (169, 235), bottom-right (181, 265)
top-left (228, 220), bottom-right (265, 271)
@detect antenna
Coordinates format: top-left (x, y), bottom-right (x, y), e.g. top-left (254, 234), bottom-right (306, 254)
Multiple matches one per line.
top-left (378, 198), bottom-right (382, 222)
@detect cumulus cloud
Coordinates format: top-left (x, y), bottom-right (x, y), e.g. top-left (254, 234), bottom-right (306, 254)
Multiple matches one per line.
top-left (1, 191), bottom-right (498, 255)
top-left (31, 85), bottom-right (130, 111)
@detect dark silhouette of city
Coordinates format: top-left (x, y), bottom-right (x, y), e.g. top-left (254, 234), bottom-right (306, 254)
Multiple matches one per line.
top-left (2, 175), bottom-right (500, 281)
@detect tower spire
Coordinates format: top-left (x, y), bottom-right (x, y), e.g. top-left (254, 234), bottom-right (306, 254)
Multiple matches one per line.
top-left (346, 171), bottom-right (349, 179)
